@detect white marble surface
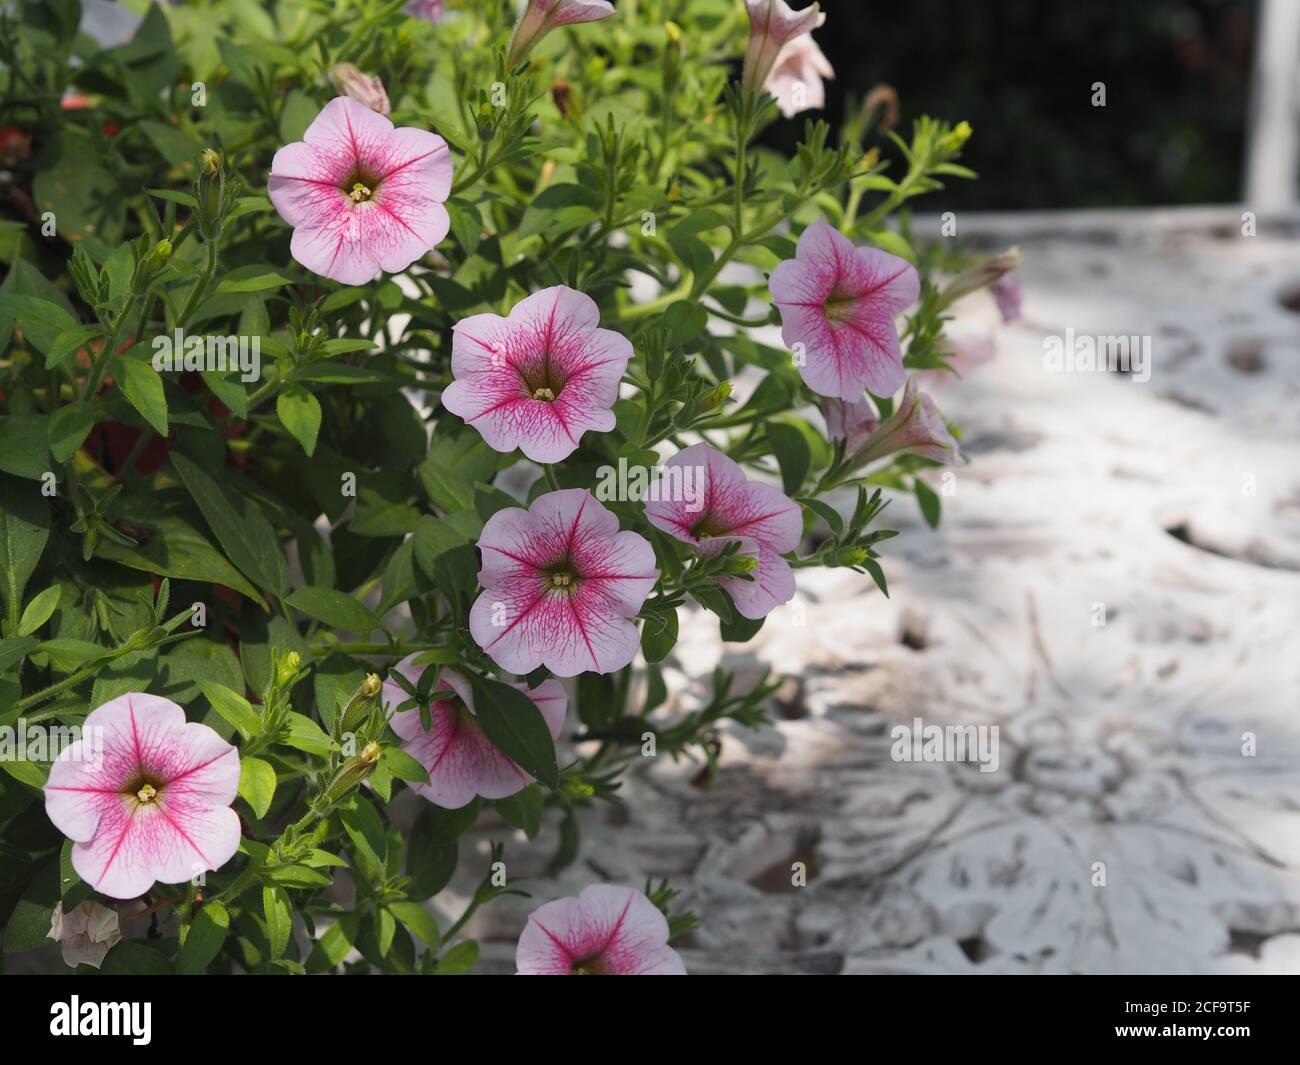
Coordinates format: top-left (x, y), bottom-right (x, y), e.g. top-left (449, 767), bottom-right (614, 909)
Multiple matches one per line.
top-left (455, 210), bottom-right (1300, 974)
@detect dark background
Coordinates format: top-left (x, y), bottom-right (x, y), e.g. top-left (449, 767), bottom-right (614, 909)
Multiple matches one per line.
top-left (787, 0), bottom-right (1255, 210)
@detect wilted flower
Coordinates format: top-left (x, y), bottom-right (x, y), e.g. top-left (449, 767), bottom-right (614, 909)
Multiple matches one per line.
top-left (644, 443), bottom-right (802, 620)
top-left (441, 285), bottom-right (633, 463)
top-left (44, 693), bottom-right (241, 899)
top-left (821, 396), bottom-right (878, 454)
top-left (770, 218), bottom-right (920, 400)
top-left (268, 97), bottom-right (452, 285)
top-left (765, 33), bottom-right (834, 118)
top-left (385, 659), bottom-right (567, 807)
top-left (48, 900), bottom-right (121, 970)
top-left (853, 377), bottom-right (962, 466)
top-left (516, 884), bottom-right (686, 974)
top-left (330, 63), bottom-right (391, 117)
top-left (469, 489), bottom-right (658, 676)
top-left (742, 0), bottom-right (824, 99)
top-left (508, 1), bottom-right (616, 67)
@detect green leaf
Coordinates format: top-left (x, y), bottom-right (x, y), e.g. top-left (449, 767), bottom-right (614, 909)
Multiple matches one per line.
top-left (113, 356), bottom-right (169, 437)
top-left (201, 681), bottom-right (261, 740)
top-left (310, 912), bottom-right (361, 969)
top-left (278, 89), bottom-right (319, 143)
top-left (0, 635), bottom-right (38, 673)
top-left (45, 324), bottom-right (102, 370)
top-left (494, 783), bottom-right (544, 839)
top-left (0, 416), bottom-right (52, 480)
top-left (47, 403), bottom-right (95, 463)
top-left (914, 476), bottom-right (941, 529)
top-left (95, 513), bottom-right (264, 605)
top-left (640, 607), bottom-right (678, 664)
top-left (0, 293), bottom-right (77, 356)
top-left (34, 638), bottom-right (106, 672)
top-left (387, 902), bottom-right (441, 950)
top-left (434, 940), bottom-right (479, 974)
top-left (468, 674), bottom-right (558, 790)
top-left (238, 756), bottom-right (277, 818)
top-left (177, 901), bottom-right (230, 974)
top-left (263, 885), bottom-right (293, 959)
top-left (767, 421), bottom-right (812, 495)
top-left (286, 585), bottom-right (384, 635)
top-left (215, 265), bottom-right (296, 294)
top-left (2, 858), bottom-right (59, 953)
top-left (381, 746), bottom-right (430, 785)
top-left (171, 452), bottom-right (289, 597)
top-left (276, 385), bottom-right (322, 457)
top-left (17, 584), bottom-right (60, 636)
top-left (283, 712), bottom-right (333, 756)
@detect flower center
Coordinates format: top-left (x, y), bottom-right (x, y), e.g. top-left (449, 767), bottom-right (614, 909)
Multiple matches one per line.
top-left (690, 513), bottom-right (726, 539)
top-left (531, 386), bottom-right (556, 402)
top-left (570, 953), bottom-right (608, 975)
top-left (543, 564), bottom-right (579, 594)
top-left (123, 773), bottom-right (166, 806)
top-left (823, 287), bottom-right (858, 324)
top-left (340, 164), bottom-right (382, 205)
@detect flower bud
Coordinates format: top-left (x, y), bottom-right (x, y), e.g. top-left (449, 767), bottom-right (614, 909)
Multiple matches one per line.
top-left (701, 380), bottom-right (732, 412)
top-left (853, 377), bottom-right (961, 467)
top-left (935, 247), bottom-right (1022, 313)
top-left (340, 674), bottom-right (382, 736)
top-left (199, 148), bottom-right (222, 176)
top-left (326, 741), bottom-right (383, 802)
top-left (722, 552), bottom-right (760, 576)
top-left (742, 0), bottom-right (825, 99)
top-left (195, 148), bottom-right (226, 240)
top-left (837, 547), bottom-right (869, 567)
top-left (508, 0), bottom-right (617, 68)
top-left (274, 650), bottom-right (302, 690)
top-left (330, 63), bottom-right (391, 117)
top-left (146, 239), bottom-right (173, 270)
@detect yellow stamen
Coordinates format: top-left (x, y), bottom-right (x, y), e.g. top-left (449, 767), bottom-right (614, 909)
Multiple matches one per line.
top-left (348, 182), bottom-right (372, 203)
top-left (136, 783), bottom-right (158, 803)
top-left (532, 387), bottom-right (556, 401)
top-left (551, 572), bottom-right (572, 587)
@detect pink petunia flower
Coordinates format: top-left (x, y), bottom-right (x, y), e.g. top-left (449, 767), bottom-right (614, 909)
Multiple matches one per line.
top-left (441, 285), bottom-right (633, 464)
top-left (742, 0), bottom-right (825, 99)
top-left (766, 33), bottom-right (834, 118)
top-left (268, 96), bottom-right (452, 285)
top-left (469, 488), bottom-right (658, 677)
top-left (643, 443), bottom-right (802, 620)
top-left (821, 395), bottom-right (878, 454)
top-left (770, 218), bottom-right (920, 401)
top-left (516, 883), bottom-right (686, 974)
top-left (404, 0), bottom-right (446, 21)
top-left (508, 0), bottom-right (616, 66)
top-left (44, 693), bottom-right (241, 900)
top-left (854, 377), bottom-right (962, 465)
top-left (329, 64), bottom-right (391, 117)
top-left (992, 269), bottom-right (1023, 322)
top-left (48, 900), bottom-right (121, 970)
top-left (384, 657), bottom-right (567, 808)
top-left (921, 332), bottom-right (995, 390)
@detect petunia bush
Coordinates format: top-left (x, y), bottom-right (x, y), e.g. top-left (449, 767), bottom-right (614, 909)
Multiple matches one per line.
top-left (0, 0), bottom-right (1015, 974)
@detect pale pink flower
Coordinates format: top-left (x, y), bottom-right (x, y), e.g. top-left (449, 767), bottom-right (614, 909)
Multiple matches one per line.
top-left (644, 443), bottom-right (802, 620)
top-left (516, 883), bottom-right (686, 975)
top-left (992, 269), bottom-right (1023, 322)
top-left (508, 0), bottom-right (616, 66)
top-left (855, 377), bottom-right (961, 465)
top-left (770, 218), bottom-right (920, 400)
top-left (742, 0), bottom-right (825, 98)
top-left (269, 96), bottom-right (452, 285)
top-left (404, 0), bottom-right (445, 21)
top-left (329, 63), bottom-right (391, 117)
top-left (922, 333), bottom-right (995, 390)
top-left (44, 693), bottom-right (241, 900)
top-left (469, 488), bottom-right (658, 677)
top-left (766, 34), bottom-right (834, 118)
top-left (442, 285), bottom-right (633, 464)
top-left (821, 396), bottom-right (878, 454)
top-left (48, 900), bottom-right (121, 970)
top-left (385, 658), bottom-right (567, 808)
